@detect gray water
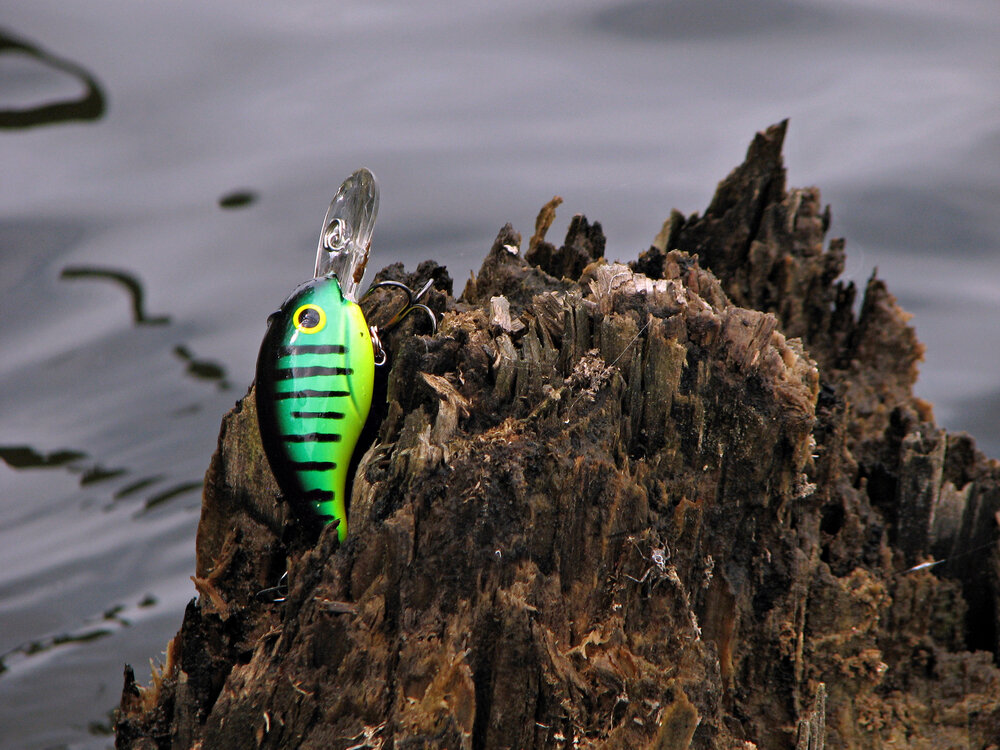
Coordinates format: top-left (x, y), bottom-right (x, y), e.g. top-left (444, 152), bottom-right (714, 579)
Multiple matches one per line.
top-left (1, 1), bottom-right (998, 747)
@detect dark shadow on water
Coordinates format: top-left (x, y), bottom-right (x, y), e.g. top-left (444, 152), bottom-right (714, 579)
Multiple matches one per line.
top-left (113, 476), bottom-right (163, 500)
top-left (173, 345), bottom-right (230, 389)
top-left (88, 708), bottom-right (117, 737)
top-left (0, 442), bottom-right (204, 512)
top-left (0, 592), bottom-right (155, 677)
top-left (218, 189), bottom-right (258, 210)
top-left (142, 480), bottom-right (203, 510)
top-left (138, 594), bottom-right (157, 608)
top-left (0, 628), bottom-right (112, 676)
top-left (0, 445), bottom-right (85, 469)
top-left (60, 266), bottom-right (170, 326)
top-left (0, 27), bottom-right (106, 129)
top-left (0, 444), bottom-right (130, 489)
top-left (79, 465), bottom-right (128, 485)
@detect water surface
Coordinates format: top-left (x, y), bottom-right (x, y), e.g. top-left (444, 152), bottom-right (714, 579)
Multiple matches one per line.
top-left (1, 1), bottom-right (998, 747)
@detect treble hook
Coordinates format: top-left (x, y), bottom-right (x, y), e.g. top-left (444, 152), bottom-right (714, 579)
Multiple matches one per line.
top-left (256, 571), bottom-right (289, 603)
top-left (363, 278), bottom-right (438, 335)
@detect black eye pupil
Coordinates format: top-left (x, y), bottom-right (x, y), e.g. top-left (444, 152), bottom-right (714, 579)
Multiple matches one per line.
top-left (298, 309), bottom-right (319, 328)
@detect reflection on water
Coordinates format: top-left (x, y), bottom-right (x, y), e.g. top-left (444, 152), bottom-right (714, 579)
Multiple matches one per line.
top-left (80, 465), bottom-right (127, 486)
top-left (0, 27), bottom-right (105, 129)
top-left (0, 437), bottom-right (202, 513)
top-left (0, 446), bottom-right (128, 488)
top-left (60, 266), bottom-right (171, 326)
top-left (0, 445), bottom-right (85, 468)
top-left (141, 480), bottom-right (203, 512)
top-left (0, 592), bottom-right (156, 676)
top-left (173, 345), bottom-right (230, 388)
top-left (113, 475), bottom-right (163, 500)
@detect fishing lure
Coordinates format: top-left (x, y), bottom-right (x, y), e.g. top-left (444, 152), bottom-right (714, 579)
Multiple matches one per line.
top-left (255, 169), bottom-right (431, 540)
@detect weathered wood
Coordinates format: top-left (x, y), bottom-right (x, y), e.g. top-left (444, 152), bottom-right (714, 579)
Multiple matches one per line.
top-left (117, 124), bottom-right (1000, 749)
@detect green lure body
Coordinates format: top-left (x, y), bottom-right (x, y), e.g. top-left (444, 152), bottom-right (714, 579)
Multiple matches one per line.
top-left (255, 168), bottom-right (381, 541)
top-left (255, 276), bottom-right (374, 540)
top-left (255, 168), bottom-right (432, 542)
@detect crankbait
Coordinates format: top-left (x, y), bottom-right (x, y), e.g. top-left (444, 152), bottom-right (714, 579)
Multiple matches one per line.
top-left (255, 168), bottom-right (431, 541)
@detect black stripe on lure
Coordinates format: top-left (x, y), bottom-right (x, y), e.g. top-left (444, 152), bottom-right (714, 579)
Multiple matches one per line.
top-left (255, 168), bottom-right (434, 541)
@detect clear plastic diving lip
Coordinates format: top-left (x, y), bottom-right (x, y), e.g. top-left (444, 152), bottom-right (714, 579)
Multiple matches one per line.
top-left (313, 167), bottom-right (380, 301)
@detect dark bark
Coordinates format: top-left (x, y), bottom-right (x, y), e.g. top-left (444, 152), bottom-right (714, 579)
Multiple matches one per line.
top-left (117, 124), bottom-right (1000, 749)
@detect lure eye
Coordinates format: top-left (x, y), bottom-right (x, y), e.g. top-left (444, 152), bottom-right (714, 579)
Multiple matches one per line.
top-left (293, 303), bottom-right (326, 333)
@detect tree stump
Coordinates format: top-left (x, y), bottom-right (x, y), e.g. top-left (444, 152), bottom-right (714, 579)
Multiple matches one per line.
top-left (116, 124), bottom-right (1000, 749)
